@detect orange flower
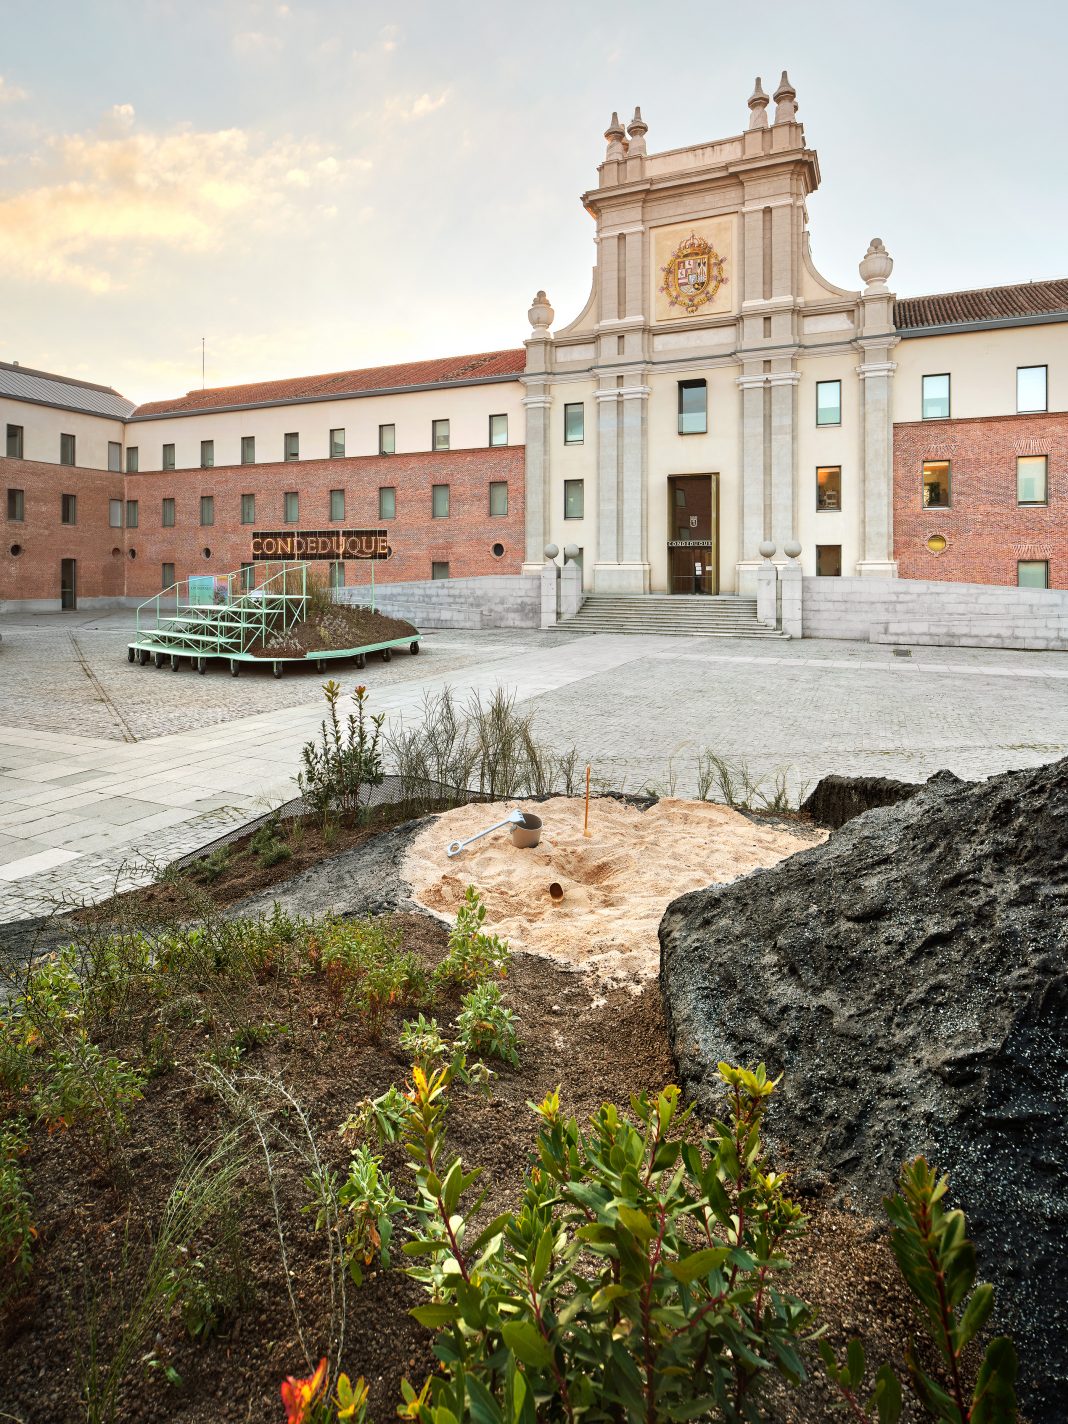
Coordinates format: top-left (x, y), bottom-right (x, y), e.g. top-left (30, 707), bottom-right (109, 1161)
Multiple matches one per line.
top-left (280, 1357), bottom-right (328, 1424)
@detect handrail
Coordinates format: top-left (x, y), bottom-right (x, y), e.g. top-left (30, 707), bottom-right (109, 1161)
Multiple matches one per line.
top-left (133, 561), bottom-right (310, 655)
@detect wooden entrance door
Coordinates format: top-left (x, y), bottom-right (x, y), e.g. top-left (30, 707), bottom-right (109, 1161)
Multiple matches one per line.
top-left (667, 475), bottom-right (718, 594)
top-left (60, 559), bottom-right (77, 611)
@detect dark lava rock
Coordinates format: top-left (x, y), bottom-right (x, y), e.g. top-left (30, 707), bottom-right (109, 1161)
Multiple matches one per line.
top-left (659, 757), bottom-right (1068, 1422)
top-left (799, 771), bottom-right (927, 829)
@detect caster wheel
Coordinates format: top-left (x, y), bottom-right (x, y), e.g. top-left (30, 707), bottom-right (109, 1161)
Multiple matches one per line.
top-left (171, 655), bottom-right (180, 671)
top-left (316, 659), bottom-right (324, 673)
top-left (272, 662), bottom-right (282, 679)
top-left (127, 646), bottom-right (135, 663)
top-left (197, 658), bottom-right (206, 675)
top-left (381, 648), bottom-right (392, 663)
top-left (409, 641), bottom-right (419, 656)
top-left (153, 652), bottom-right (164, 669)
top-left (139, 650), bottom-right (150, 666)
top-left (230, 661), bottom-right (239, 678)
top-left (355, 654), bottom-right (365, 670)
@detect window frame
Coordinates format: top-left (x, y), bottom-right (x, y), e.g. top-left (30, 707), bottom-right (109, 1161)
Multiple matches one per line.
top-left (378, 486), bottom-right (396, 521)
top-left (431, 483), bottom-right (450, 519)
top-left (677, 379), bottom-right (708, 436)
top-left (7, 487), bottom-right (25, 521)
top-left (921, 459), bottom-right (952, 509)
top-left (161, 497), bottom-right (176, 528)
top-left (60, 433), bottom-right (76, 466)
top-left (283, 490), bottom-right (299, 524)
top-left (431, 561), bottom-right (450, 580)
top-left (1017, 560), bottom-right (1049, 589)
top-left (125, 498), bottom-right (139, 529)
top-left (200, 440), bottom-right (214, 469)
top-left (815, 379), bottom-right (842, 427)
top-left (1016, 454), bottom-right (1048, 507)
top-left (329, 428), bottom-right (346, 459)
top-left (488, 481), bottom-right (508, 517)
top-left (61, 492), bottom-right (77, 525)
top-left (564, 479), bottom-right (585, 520)
top-left (563, 403), bottom-right (584, 445)
top-left (126, 446), bottom-right (139, 473)
top-left (162, 443), bottom-right (176, 471)
top-left (108, 441), bottom-right (122, 473)
top-left (241, 435), bottom-right (256, 465)
top-left (5, 424), bottom-right (23, 459)
top-left (815, 544), bottom-right (843, 578)
top-left (199, 494), bottom-right (215, 527)
top-left (921, 373), bottom-right (951, 421)
top-left (240, 493), bottom-right (256, 525)
top-left (162, 562), bottom-right (175, 590)
top-left (488, 413), bottom-right (508, 447)
top-left (1016, 365), bottom-right (1048, 414)
top-left (378, 423), bottom-right (396, 456)
top-left (109, 498), bottom-right (123, 529)
top-left (432, 419), bottom-right (450, 452)
top-left (815, 465), bottom-right (842, 512)
top-left (329, 488), bottom-right (346, 522)
top-left (284, 432), bottom-right (299, 463)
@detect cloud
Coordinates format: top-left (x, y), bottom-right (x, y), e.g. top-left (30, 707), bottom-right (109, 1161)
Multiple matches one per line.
top-left (0, 119), bottom-right (353, 292)
top-left (386, 90), bottom-right (452, 122)
top-left (233, 30), bottom-right (282, 55)
top-left (352, 24), bottom-right (401, 62)
top-left (0, 75), bottom-right (28, 105)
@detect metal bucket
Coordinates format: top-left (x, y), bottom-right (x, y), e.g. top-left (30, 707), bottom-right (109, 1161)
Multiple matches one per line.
top-left (510, 812), bottom-right (543, 849)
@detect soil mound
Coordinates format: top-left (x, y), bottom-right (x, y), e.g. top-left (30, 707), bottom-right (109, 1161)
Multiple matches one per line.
top-left (250, 604), bottom-right (415, 657)
top-left (659, 757), bottom-right (1068, 1422)
top-left (799, 771), bottom-right (926, 829)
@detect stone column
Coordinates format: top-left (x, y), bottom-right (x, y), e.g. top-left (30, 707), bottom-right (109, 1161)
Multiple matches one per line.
top-left (521, 291), bottom-right (555, 575)
top-left (737, 376), bottom-right (767, 596)
top-left (855, 240), bottom-right (899, 578)
top-left (595, 388), bottom-right (620, 575)
top-left (769, 372), bottom-right (799, 553)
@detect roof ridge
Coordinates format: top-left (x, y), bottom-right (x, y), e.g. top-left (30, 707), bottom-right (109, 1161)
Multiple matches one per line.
top-left (0, 360), bottom-right (128, 397)
top-left (896, 275), bottom-right (1068, 305)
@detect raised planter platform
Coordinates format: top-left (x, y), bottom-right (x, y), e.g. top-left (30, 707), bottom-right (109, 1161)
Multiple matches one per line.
top-left (126, 632), bottom-right (421, 677)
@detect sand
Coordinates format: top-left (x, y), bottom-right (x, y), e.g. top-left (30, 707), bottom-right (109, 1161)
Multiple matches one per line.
top-left (402, 797), bottom-right (824, 987)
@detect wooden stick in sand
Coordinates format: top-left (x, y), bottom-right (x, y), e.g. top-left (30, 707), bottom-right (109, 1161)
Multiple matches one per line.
top-left (583, 764), bottom-right (592, 838)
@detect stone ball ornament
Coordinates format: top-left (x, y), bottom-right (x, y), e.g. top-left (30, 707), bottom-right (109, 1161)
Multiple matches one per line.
top-left (544, 543), bottom-right (560, 562)
top-left (784, 540), bottom-right (802, 560)
top-left (758, 540), bottom-right (776, 560)
top-left (563, 544), bottom-right (580, 562)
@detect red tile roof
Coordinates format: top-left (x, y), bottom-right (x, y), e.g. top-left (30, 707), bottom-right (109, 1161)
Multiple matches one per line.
top-left (132, 348), bottom-right (526, 418)
top-left (894, 278), bottom-right (1068, 331)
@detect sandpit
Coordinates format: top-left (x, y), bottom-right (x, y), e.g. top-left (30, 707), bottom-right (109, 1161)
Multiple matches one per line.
top-left (403, 796), bottom-right (824, 986)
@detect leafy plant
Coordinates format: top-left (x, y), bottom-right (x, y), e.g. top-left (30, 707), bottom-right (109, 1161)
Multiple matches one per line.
top-left (334, 1145), bottom-right (405, 1286)
top-left (399, 1014), bottom-right (450, 1073)
top-left (251, 815), bottom-right (292, 869)
top-left (32, 1030), bottom-right (145, 1166)
top-left (456, 981), bottom-right (519, 1066)
top-left (190, 844), bottom-right (232, 884)
top-left (396, 1059), bottom-right (812, 1422)
top-left (339, 1083), bottom-right (414, 1147)
top-left (297, 682), bottom-right (385, 826)
top-left (280, 1357), bottom-right (370, 1424)
top-left (316, 918), bottom-right (429, 1032)
top-left (432, 885), bottom-right (510, 992)
top-left (0, 1118), bottom-right (35, 1300)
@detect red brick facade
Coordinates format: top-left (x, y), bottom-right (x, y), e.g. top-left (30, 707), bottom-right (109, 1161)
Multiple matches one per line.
top-left (1, 459), bottom-right (125, 603)
top-left (893, 412), bottom-right (1067, 588)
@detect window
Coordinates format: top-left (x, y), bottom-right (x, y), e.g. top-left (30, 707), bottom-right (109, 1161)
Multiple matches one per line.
top-left (328, 561), bottom-right (345, 590)
top-left (489, 481), bottom-right (508, 516)
top-left (284, 432), bottom-right (299, 462)
top-left (1017, 560), bottom-right (1049, 589)
top-left (61, 493), bottom-right (77, 524)
top-left (816, 380), bottom-right (842, 426)
top-left (564, 479), bottom-right (584, 519)
top-left (1017, 366), bottom-right (1048, 414)
top-left (6, 488), bottom-right (24, 521)
top-left (200, 495), bottom-right (214, 527)
top-left (564, 403), bottom-right (584, 444)
top-left (241, 435), bottom-right (256, 465)
top-left (200, 440), bottom-right (214, 468)
top-left (379, 486), bottom-right (396, 520)
top-left (163, 443), bottom-right (175, 470)
top-left (60, 433), bottom-right (76, 466)
top-left (329, 488), bottom-right (345, 521)
top-left (489, 413), bottom-right (508, 447)
top-left (678, 380), bottom-right (707, 435)
top-left (330, 428), bottom-right (345, 459)
top-left (922, 374), bottom-right (950, 420)
top-left (126, 499), bottom-right (139, 529)
top-left (240, 493), bottom-right (255, 524)
top-left (284, 491), bottom-right (299, 523)
top-left (1017, 455), bottom-right (1048, 505)
top-left (432, 483), bottom-right (450, 518)
top-left (5, 424), bottom-right (22, 458)
top-left (431, 561), bottom-right (450, 580)
top-left (109, 498), bottom-right (123, 528)
top-left (126, 446), bottom-right (138, 473)
top-left (240, 562), bottom-right (255, 592)
top-left (108, 441), bottom-right (121, 472)
top-left (379, 423), bottom-right (395, 455)
top-left (816, 466), bottom-right (842, 511)
top-left (816, 544), bottom-right (842, 577)
top-left (162, 563), bottom-right (175, 590)
top-left (432, 419), bottom-right (450, 451)
top-left (162, 497), bottom-right (175, 528)
top-left (922, 460), bottom-right (951, 508)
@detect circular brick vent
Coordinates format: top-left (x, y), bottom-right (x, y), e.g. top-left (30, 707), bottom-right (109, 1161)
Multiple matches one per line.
top-left (492, 542), bottom-right (505, 558)
top-left (9, 544), bottom-right (22, 556)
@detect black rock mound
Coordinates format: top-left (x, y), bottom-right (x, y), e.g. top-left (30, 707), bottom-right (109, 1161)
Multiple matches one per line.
top-left (799, 771), bottom-right (926, 829)
top-left (659, 757), bottom-right (1068, 1422)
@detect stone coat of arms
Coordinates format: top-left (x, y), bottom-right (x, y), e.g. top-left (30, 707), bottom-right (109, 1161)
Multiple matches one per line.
top-left (660, 231), bottom-right (727, 314)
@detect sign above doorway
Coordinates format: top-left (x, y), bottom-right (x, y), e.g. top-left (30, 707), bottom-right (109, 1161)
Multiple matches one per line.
top-left (250, 529), bottom-right (391, 561)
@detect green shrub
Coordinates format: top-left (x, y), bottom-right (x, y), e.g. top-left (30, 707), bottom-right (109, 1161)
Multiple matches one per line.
top-left (297, 681), bottom-right (384, 826)
top-left (334, 1145), bottom-right (405, 1286)
top-left (316, 918), bottom-right (429, 1031)
top-left (31, 1030), bottom-right (145, 1164)
top-left (190, 845), bottom-right (231, 884)
top-left (397, 1059), bottom-right (811, 1422)
top-left (398, 1014), bottom-right (450, 1073)
top-left (432, 886), bottom-right (510, 993)
top-left (0, 1119), bottom-right (34, 1300)
top-left (456, 981), bottom-right (519, 1066)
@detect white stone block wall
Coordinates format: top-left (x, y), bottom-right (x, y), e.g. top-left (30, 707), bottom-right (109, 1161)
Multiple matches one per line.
top-left (337, 574), bottom-right (541, 630)
top-left (802, 577), bottom-right (1068, 651)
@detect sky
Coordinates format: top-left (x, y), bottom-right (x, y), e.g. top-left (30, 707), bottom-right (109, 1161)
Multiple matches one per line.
top-left (2, 0), bottom-right (1067, 403)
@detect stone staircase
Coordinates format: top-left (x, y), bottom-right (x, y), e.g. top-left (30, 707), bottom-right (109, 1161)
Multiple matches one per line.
top-left (552, 594), bottom-right (787, 638)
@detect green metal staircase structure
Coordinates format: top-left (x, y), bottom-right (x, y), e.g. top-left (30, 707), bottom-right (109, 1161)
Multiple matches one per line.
top-left (128, 561), bottom-right (310, 673)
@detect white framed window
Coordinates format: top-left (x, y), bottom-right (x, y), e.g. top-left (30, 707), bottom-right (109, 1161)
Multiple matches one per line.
top-left (1017, 366), bottom-right (1047, 413)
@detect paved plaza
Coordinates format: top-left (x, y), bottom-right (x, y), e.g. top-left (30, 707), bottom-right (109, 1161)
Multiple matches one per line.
top-left (0, 608), bottom-right (1065, 921)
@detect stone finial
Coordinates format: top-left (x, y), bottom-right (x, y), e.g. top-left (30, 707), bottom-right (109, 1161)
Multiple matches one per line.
top-left (859, 238), bottom-right (894, 292)
top-left (783, 539), bottom-right (802, 560)
top-left (748, 77), bottom-right (770, 129)
top-left (563, 543), bottom-right (581, 563)
top-left (604, 111), bottom-right (626, 161)
top-left (544, 543), bottom-right (560, 562)
top-left (758, 540), bottom-right (776, 560)
top-left (527, 289), bottom-right (555, 336)
top-left (626, 106), bottom-right (648, 155)
top-left (773, 70), bottom-right (798, 123)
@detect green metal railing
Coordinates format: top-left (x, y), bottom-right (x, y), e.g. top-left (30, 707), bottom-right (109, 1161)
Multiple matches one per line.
top-left (132, 561), bottom-right (309, 657)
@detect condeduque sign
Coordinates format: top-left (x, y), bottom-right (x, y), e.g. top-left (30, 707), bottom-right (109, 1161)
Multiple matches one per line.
top-left (251, 529), bottom-right (392, 560)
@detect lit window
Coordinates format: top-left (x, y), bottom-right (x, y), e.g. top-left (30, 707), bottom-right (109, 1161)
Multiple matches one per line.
top-left (432, 419), bottom-right (450, 451)
top-left (926, 534), bottom-right (947, 554)
top-left (60, 433), bottom-right (76, 465)
top-left (1017, 455), bottom-right (1048, 505)
top-left (7, 488), bottom-right (25, 521)
top-left (126, 446), bottom-right (138, 473)
top-left (126, 499), bottom-right (139, 529)
top-left (922, 374), bottom-right (950, 420)
top-left (241, 493), bottom-right (256, 524)
top-left (1017, 366), bottom-right (1047, 413)
top-left (816, 466), bottom-right (842, 511)
top-left (109, 498), bottom-right (123, 528)
top-left (1017, 560), bottom-right (1049, 589)
top-left (200, 495), bottom-right (214, 527)
top-left (330, 488), bottom-right (345, 521)
top-left (489, 481), bottom-right (508, 516)
top-left (489, 414), bottom-right (508, 447)
top-left (284, 432), bottom-right (299, 462)
top-left (162, 562), bottom-right (175, 590)
top-left (816, 544), bottom-right (842, 577)
top-left (379, 486), bottom-right (396, 520)
top-left (162, 497), bottom-right (175, 528)
top-left (241, 436), bottom-right (256, 465)
top-left (432, 484), bottom-right (450, 518)
top-left (379, 424), bottom-right (395, 455)
top-left (163, 443), bottom-right (175, 470)
top-left (564, 403), bottom-right (584, 444)
top-left (678, 380), bottom-right (707, 435)
top-left (61, 493), bottom-right (77, 524)
top-left (5, 424), bottom-right (23, 458)
top-left (816, 380), bottom-right (842, 426)
top-left (431, 561), bottom-right (450, 580)
top-left (284, 491), bottom-right (299, 523)
top-left (564, 479), bottom-right (584, 519)
top-left (200, 440), bottom-right (214, 468)
top-left (108, 441), bottom-right (121, 472)
top-left (922, 461), bottom-right (951, 508)
top-left (330, 428), bottom-right (345, 458)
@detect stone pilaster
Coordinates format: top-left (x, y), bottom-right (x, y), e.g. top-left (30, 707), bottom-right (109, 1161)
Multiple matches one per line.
top-left (856, 240), bottom-right (899, 578)
top-left (521, 291), bottom-right (555, 576)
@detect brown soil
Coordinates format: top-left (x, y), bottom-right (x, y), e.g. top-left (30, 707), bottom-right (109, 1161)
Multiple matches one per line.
top-left (248, 605), bottom-right (416, 658)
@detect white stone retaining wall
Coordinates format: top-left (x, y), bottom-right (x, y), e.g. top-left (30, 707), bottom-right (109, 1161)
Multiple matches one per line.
top-left (802, 577), bottom-right (1068, 651)
top-left (337, 574), bottom-right (541, 630)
